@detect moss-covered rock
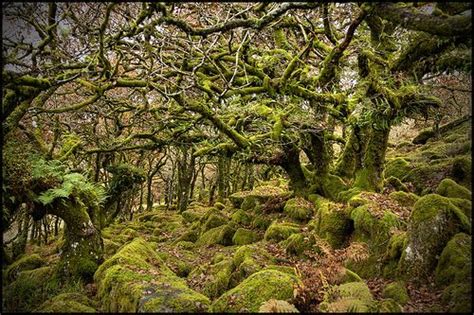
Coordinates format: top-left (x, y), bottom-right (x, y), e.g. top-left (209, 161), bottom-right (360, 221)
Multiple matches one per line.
top-left (376, 299), bottom-right (403, 313)
top-left (398, 194), bottom-right (471, 280)
top-left (283, 197), bottom-right (314, 222)
top-left (435, 233), bottom-right (471, 287)
top-left (211, 269), bottom-right (300, 312)
top-left (181, 207), bottom-right (207, 223)
top-left (229, 244), bottom-right (275, 288)
top-left (281, 233), bottom-right (311, 256)
top-left (35, 293), bottom-right (96, 313)
top-left (232, 228), bottom-right (260, 245)
top-left (389, 191), bottom-right (419, 207)
top-left (259, 299), bottom-right (299, 312)
top-left (448, 198), bottom-right (472, 218)
top-left (384, 176), bottom-right (409, 192)
top-left (195, 224), bottom-right (236, 246)
top-left (436, 178), bottom-right (471, 200)
top-left (3, 266), bottom-right (56, 312)
top-left (310, 198), bottom-right (352, 248)
top-left (94, 238), bottom-right (210, 312)
top-left (252, 215), bottom-right (273, 230)
top-left (187, 258), bottom-right (234, 299)
top-left (231, 209), bottom-right (253, 225)
top-left (214, 201), bottom-right (226, 210)
top-left (175, 229), bottom-right (199, 243)
top-left (382, 281), bottom-right (409, 305)
top-left (103, 238), bottom-right (121, 257)
top-left (451, 155), bottom-right (471, 187)
top-left (385, 158), bottom-right (411, 180)
top-left (264, 221), bottom-right (300, 242)
top-left (441, 282), bottom-right (472, 313)
top-left (201, 213), bottom-right (227, 233)
top-left (319, 282), bottom-right (375, 312)
top-left (5, 253), bottom-right (45, 282)
top-left (413, 129), bottom-right (435, 145)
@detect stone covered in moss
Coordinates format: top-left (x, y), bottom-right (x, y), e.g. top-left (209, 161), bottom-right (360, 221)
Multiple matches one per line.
top-left (264, 221), bottom-right (300, 242)
top-left (441, 282), bottom-right (472, 313)
top-left (319, 282), bottom-right (375, 312)
top-left (435, 233), bottom-right (471, 287)
top-left (376, 299), bottom-right (403, 313)
top-left (451, 155), bottom-right (471, 187)
top-left (283, 197), bottom-right (314, 222)
top-left (175, 229), bottom-right (199, 243)
top-left (3, 266), bottom-right (55, 312)
top-left (448, 198), bottom-right (472, 218)
top-left (436, 178), bottom-right (471, 200)
top-left (232, 228), bottom-right (260, 245)
top-left (281, 233), bottom-right (311, 256)
top-left (196, 224), bottom-right (235, 246)
top-left (382, 281), bottom-right (409, 305)
top-left (201, 213), bottom-right (227, 233)
top-left (211, 269), bottom-right (300, 312)
top-left (181, 207), bottom-right (208, 223)
top-left (188, 258), bottom-right (235, 299)
top-left (413, 129), bottom-right (435, 145)
top-left (229, 185), bottom-right (289, 210)
top-left (384, 176), bottom-right (409, 192)
top-left (214, 201), bottom-right (226, 210)
top-left (310, 198), bottom-right (352, 248)
top-left (229, 244), bottom-right (275, 288)
top-left (103, 238), bottom-right (121, 257)
top-left (399, 194), bottom-right (471, 280)
top-left (35, 293), bottom-right (95, 313)
top-left (5, 253), bottom-right (45, 282)
top-left (94, 238), bottom-right (210, 312)
top-left (231, 209), bottom-right (253, 225)
top-left (389, 191), bottom-right (419, 207)
top-left (252, 215), bottom-right (273, 230)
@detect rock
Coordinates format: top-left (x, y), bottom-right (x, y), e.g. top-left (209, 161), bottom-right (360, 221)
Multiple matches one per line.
top-left (232, 228), bottom-right (260, 245)
top-left (231, 209), bottom-right (253, 225)
top-left (229, 245), bottom-right (275, 288)
top-left (94, 238), bottom-right (210, 312)
top-left (436, 178), bottom-right (471, 200)
top-left (382, 281), bottom-right (409, 305)
top-left (451, 156), bottom-right (471, 186)
top-left (398, 194), bottom-right (471, 280)
top-left (283, 197), bottom-right (314, 222)
top-left (201, 213), bottom-right (227, 233)
top-left (435, 233), bottom-right (471, 287)
top-left (441, 282), bottom-right (472, 313)
top-left (5, 253), bottom-right (45, 282)
top-left (35, 293), bottom-right (95, 312)
top-left (196, 224), bottom-right (235, 246)
top-left (385, 158), bottom-right (411, 180)
top-left (264, 221), bottom-right (300, 242)
top-left (389, 191), bottom-right (419, 207)
top-left (211, 269), bottom-right (300, 312)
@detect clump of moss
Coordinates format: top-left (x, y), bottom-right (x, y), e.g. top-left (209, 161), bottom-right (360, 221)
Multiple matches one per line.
top-left (441, 282), bottom-right (472, 313)
top-left (384, 176), bottom-right (409, 192)
top-left (376, 299), bottom-right (403, 313)
top-left (436, 178), bottom-right (471, 200)
top-left (412, 129), bottom-right (435, 145)
top-left (201, 213), bottom-right (227, 233)
top-left (35, 293), bottom-right (96, 313)
top-left (451, 156), bottom-right (471, 187)
top-left (175, 229), bottom-right (199, 243)
top-left (252, 215), bottom-right (273, 230)
top-left (319, 282), bottom-right (375, 312)
top-left (5, 253), bottom-right (45, 282)
top-left (281, 233), bottom-right (310, 256)
top-left (448, 198), bottom-right (472, 218)
top-left (229, 245), bottom-right (276, 288)
top-left (310, 199), bottom-right (352, 248)
top-left (211, 269), bottom-right (300, 312)
top-left (214, 201), bottom-right (226, 210)
top-left (232, 228), bottom-right (260, 245)
top-left (435, 233), bottom-right (471, 287)
top-left (283, 197), bottom-right (314, 222)
top-left (231, 209), bottom-right (253, 225)
top-left (399, 194), bottom-right (471, 280)
top-left (382, 281), bottom-right (409, 305)
top-left (264, 221), bottom-right (300, 242)
top-left (195, 224), bottom-right (235, 246)
top-left (94, 238), bottom-right (210, 312)
top-left (389, 191), bottom-right (419, 207)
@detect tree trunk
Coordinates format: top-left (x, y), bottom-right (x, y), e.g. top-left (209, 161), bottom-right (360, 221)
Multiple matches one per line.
top-left (280, 143), bottom-right (307, 196)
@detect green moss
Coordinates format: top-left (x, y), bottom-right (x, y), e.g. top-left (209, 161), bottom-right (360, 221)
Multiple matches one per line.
top-left (448, 198), bottom-right (472, 218)
top-left (94, 238), bottom-right (210, 312)
top-left (412, 129), bottom-right (435, 145)
top-left (264, 221), bottom-right (300, 242)
top-left (399, 194), bottom-right (471, 280)
top-left (175, 241), bottom-right (195, 250)
top-left (175, 229), bottom-right (199, 243)
top-left (283, 197), bottom-right (314, 222)
top-left (181, 208), bottom-right (207, 223)
top-left (202, 259), bottom-right (234, 299)
top-left (196, 224), bottom-right (235, 246)
top-left (436, 178), bottom-right (471, 200)
top-left (252, 215), bottom-right (272, 230)
top-left (323, 174), bottom-right (349, 201)
top-left (311, 199), bottom-right (352, 248)
top-left (389, 191), bottom-right (419, 207)
top-left (211, 269), bottom-right (300, 312)
top-left (382, 281), bottom-right (409, 305)
top-left (231, 209), bottom-right (253, 225)
top-left (435, 233), bottom-right (471, 287)
top-left (120, 227), bottom-right (139, 240)
top-left (451, 155), bottom-right (471, 187)
top-left (5, 253), bottom-right (45, 282)
top-left (241, 195), bottom-right (258, 211)
top-left (201, 213), bottom-right (227, 233)
top-left (214, 201), bottom-right (226, 210)
top-left (376, 299), bottom-right (403, 313)
top-left (35, 293), bottom-right (95, 312)
top-left (441, 282), bottom-right (472, 313)
top-left (232, 228), bottom-right (260, 245)
top-left (281, 233), bottom-right (309, 256)
top-left (384, 176), bottom-right (409, 192)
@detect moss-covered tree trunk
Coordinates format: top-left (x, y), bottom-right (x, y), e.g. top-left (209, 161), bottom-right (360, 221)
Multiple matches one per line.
top-left (46, 201), bottom-right (103, 281)
top-left (354, 124), bottom-right (391, 192)
top-left (335, 123), bottom-right (369, 179)
top-left (280, 143), bottom-right (307, 196)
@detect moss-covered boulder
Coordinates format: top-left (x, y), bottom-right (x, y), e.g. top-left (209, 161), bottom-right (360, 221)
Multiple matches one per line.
top-left (283, 197), bottom-right (314, 222)
top-left (201, 213), bottom-right (227, 233)
top-left (319, 282), bottom-right (375, 312)
top-left (436, 178), bottom-right (471, 200)
top-left (231, 209), bottom-right (253, 225)
top-left (252, 215), bottom-right (273, 230)
top-left (398, 194), bottom-right (471, 280)
top-left (94, 238), bottom-right (210, 312)
top-left (435, 233), bottom-right (471, 287)
top-left (413, 129), bottom-right (435, 145)
top-left (310, 198), bottom-right (352, 248)
top-left (195, 224), bottom-right (236, 246)
top-left (214, 201), bottom-right (226, 210)
top-left (389, 191), bottom-right (419, 207)
top-left (385, 158), bottom-right (411, 180)
top-left (175, 229), bottom-right (199, 243)
top-left (264, 221), bottom-right (300, 242)
top-left (232, 228), bottom-right (260, 245)
top-left (3, 266), bottom-right (55, 312)
top-left (281, 233), bottom-right (312, 256)
top-left (451, 155), bottom-right (471, 187)
top-left (35, 293), bottom-right (96, 313)
top-left (448, 198), bottom-right (472, 218)
top-left (181, 207), bottom-right (208, 223)
top-left (229, 244), bottom-right (275, 288)
top-left (187, 258), bottom-right (234, 299)
top-left (211, 269), bottom-right (300, 312)
top-left (441, 282), bottom-right (472, 313)
top-left (229, 185), bottom-right (290, 210)
top-left (376, 299), bottom-right (403, 313)
top-left (5, 253), bottom-right (45, 282)
top-left (103, 238), bottom-right (121, 257)
top-left (382, 281), bottom-right (409, 305)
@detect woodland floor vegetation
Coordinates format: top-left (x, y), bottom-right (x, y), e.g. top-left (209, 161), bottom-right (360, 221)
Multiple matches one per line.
top-left (2, 2), bottom-right (472, 313)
